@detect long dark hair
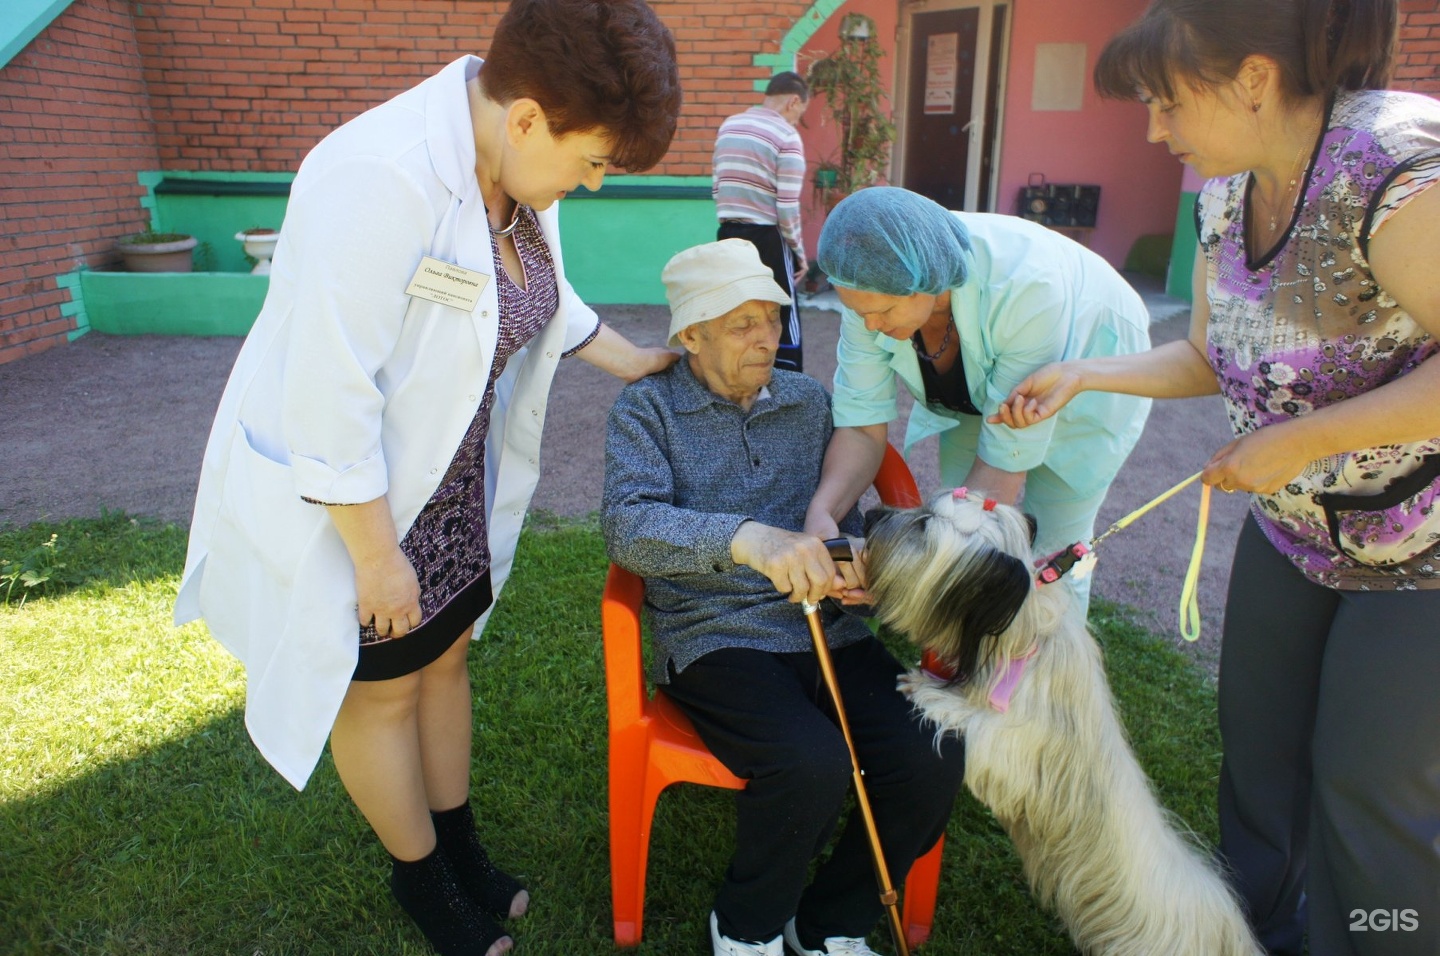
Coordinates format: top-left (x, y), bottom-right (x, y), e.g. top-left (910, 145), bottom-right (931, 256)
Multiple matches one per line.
top-left (1093, 0), bottom-right (1397, 103)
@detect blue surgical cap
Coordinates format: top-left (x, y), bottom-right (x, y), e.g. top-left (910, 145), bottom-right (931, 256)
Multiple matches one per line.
top-left (817, 187), bottom-right (972, 296)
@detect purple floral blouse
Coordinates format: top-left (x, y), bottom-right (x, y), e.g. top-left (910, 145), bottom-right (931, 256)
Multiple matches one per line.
top-left (1197, 90), bottom-right (1440, 590)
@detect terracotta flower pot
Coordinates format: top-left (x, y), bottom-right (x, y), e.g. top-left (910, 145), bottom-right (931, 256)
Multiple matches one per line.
top-left (117, 233), bottom-right (198, 273)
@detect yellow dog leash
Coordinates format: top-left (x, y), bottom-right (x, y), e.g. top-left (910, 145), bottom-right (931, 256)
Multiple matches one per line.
top-left (1089, 472), bottom-right (1212, 642)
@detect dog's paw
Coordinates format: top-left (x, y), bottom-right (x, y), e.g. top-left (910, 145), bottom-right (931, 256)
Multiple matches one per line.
top-left (899, 669), bottom-right (948, 708)
top-left (897, 668), bottom-right (938, 700)
top-left (900, 670), bottom-right (974, 739)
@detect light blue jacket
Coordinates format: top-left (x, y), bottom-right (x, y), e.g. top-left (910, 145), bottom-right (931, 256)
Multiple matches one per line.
top-left (832, 213), bottom-right (1151, 497)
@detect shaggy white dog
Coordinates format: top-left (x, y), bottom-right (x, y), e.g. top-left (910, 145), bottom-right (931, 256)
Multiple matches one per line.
top-left (862, 489), bottom-right (1261, 956)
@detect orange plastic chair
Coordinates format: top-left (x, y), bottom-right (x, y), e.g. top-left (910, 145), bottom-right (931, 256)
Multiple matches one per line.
top-left (603, 442), bottom-right (944, 947)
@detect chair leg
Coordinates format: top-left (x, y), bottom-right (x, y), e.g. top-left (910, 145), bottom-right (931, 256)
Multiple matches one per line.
top-left (609, 739), bottom-right (650, 947)
top-left (902, 833), bottom-right (945, 948)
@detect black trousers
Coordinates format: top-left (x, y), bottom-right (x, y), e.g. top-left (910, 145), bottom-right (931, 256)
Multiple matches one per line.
top-left (717, 220), bottom-right (803, 373)
top-left (664, 636), bottom-right (965, 943)
top-left (1218, 516), bottom-right (1440, 956)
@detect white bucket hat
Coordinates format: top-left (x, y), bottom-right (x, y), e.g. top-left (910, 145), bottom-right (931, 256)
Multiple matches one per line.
top-left (662, 239), bottom-right (792, 346)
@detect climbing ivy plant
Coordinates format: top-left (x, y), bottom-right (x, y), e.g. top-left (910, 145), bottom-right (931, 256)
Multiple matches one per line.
top-left (806, 13), bottom-right (897, 196)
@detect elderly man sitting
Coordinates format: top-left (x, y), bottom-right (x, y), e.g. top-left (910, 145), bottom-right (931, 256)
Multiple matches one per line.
top-left (601, 239), bottom-right (965, 956)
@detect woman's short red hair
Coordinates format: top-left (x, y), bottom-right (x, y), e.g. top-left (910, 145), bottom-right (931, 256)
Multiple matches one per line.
top-left (481, 0), bottom-right (681, 172)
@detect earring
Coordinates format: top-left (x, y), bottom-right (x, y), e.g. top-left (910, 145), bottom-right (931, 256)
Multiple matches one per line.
top-left (1252, 101), bottom-right (1261, 112)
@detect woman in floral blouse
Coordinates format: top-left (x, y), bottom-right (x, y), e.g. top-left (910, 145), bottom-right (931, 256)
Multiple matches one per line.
top-left (992, 1), bottom-right (1440, 952)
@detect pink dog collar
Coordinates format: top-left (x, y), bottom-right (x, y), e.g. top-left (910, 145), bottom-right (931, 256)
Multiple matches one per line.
top-left (988, 647), bottom-right (1038, 713)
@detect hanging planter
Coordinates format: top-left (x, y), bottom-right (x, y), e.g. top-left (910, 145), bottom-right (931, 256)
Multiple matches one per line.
top-left (235, 228), bottom-right (280, 274)
top-left (116, 232), bottom-right (198, 273)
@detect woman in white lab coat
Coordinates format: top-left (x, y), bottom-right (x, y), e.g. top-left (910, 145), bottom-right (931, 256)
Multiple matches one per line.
top-left (174, 2), bottom-right (679, 953)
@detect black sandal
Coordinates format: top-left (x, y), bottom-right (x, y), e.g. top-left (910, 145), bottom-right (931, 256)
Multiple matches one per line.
top-left (390, 845), bottom-right (513, 956)
top-left (432, 801), bottom-right (529, 919)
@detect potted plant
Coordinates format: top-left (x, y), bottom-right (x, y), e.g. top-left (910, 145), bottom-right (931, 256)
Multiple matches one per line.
top-left (810, 159), bottom-right (846, 214)
top-left (806, 13), bottom-right (897, 197)
top-left (234, 227), bottom-right (280, 274)
top-left (116, 231), bottom-right (198, 273)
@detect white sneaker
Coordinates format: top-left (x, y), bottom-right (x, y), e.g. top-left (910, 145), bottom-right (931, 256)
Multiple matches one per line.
top-left (710, 911), bottom-right (783, 956)
top-left (782, 917), bottom-right (882, 955)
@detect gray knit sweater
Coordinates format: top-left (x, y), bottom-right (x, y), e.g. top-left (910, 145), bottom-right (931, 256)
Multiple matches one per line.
top-left (601, 359), bottom-right (869, 684)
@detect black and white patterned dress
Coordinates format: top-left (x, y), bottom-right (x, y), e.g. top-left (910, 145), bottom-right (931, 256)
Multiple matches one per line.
top-left (354, 206), bottom-right (563, 680)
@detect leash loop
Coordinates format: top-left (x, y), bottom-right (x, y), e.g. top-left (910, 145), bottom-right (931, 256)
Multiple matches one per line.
top-left (1089, 471), bottom-right (1212, 642)
top-left (1178, 483), bottom-right (1211, 642)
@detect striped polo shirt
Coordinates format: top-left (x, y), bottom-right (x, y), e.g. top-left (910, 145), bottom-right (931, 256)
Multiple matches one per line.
top-left (711, 106), bottom-right (806, 258)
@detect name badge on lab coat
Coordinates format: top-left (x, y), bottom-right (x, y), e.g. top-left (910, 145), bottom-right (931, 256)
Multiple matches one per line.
top-left (405, 256), bottom-right (490, 311)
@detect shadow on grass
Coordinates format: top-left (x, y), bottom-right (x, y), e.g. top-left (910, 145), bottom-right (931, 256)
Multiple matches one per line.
top-left (2, 706), bottom-right (420, 953)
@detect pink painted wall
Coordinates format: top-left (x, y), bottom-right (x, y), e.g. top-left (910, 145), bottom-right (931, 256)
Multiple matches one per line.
top-left (796, 0), bottom-right (1184, 271)
top-left (998, 0), bottom-right (1183, 265)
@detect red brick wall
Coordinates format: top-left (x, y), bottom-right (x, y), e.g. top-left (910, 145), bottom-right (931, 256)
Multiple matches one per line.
top-left (0, 0), bottom-right (811, 364)
top-left (3, 0), bottom-right (1435, 366)
top-left (662, 1), bottom-right (814, 176)
top-left (0, 0), bottom-right (159, 365)
top-left (1398, 0), bottom-right (1440, 94)
top-left (129, 0), bottom-right (814, 177)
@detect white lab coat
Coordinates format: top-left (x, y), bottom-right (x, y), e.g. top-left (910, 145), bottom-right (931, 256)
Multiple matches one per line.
top-left (174, 56), bottom-right (599, 790)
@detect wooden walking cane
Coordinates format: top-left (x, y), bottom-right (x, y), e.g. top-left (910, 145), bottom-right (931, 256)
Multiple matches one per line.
top-left (799, 538), bottom-right (910, 956)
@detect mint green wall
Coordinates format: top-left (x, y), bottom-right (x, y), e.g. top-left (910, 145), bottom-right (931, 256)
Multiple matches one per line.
top-left (82, 272), bottom-right (268, 336)
top-left (559, 177), bottom-right (716, 304)
top-left (140, 171), bottom-right (713, 300)
top-left (1166, 191), bottom-right (1199, 301)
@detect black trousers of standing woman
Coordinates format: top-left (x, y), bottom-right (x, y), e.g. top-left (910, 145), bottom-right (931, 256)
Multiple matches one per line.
top-left (664, 635), bottom-right (965, 944)
top-left (1217, 516), bottom-right (1440, 956)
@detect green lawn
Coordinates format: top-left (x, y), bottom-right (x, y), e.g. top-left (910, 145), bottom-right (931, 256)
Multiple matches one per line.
top-left (0, 513), bottom-right (1224, 955)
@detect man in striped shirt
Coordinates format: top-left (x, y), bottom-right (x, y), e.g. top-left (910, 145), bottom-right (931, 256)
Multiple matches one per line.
top-left (713, 71), bottom-right (811, 372)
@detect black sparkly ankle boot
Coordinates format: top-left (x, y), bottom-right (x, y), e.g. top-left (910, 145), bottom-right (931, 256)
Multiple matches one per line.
top-left (390, 845), bottom-right (510, 956)
top-left (431, 801), bottom-right (529, 920)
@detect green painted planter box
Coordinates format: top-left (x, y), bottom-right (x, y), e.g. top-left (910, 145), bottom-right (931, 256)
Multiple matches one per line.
top-left (68, 172), bottom-right (717, 339)
top-left (80, 272), bottom-right (268, 336)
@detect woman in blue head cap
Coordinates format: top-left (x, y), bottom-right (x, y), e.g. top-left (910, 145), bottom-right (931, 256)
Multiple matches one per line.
top-left (805, 187), bottom-right (1152, 610)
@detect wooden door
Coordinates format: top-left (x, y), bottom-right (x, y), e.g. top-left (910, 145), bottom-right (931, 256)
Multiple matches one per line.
top-left (899, 3), bottom-right (1007, 212)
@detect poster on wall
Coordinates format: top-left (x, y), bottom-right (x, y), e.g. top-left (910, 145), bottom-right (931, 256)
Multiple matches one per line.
top-left (1032, 42), bottom-right (1086, 111)
top-left (924, 32), bottom-right (958, 115)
